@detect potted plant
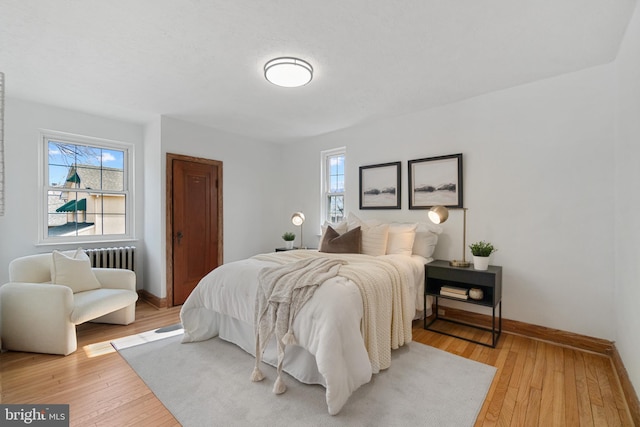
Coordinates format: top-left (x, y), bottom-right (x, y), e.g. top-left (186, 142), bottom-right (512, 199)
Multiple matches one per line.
top-left (469, 241), bottom-right (497, 271)
top-left (282, 232), bottom-right (296, 249)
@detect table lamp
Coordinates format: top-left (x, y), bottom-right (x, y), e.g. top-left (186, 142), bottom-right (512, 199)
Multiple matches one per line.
top-left (291, 212), bottom-right (306, 249)
top-left (428, 205), bottom-right (470, 268)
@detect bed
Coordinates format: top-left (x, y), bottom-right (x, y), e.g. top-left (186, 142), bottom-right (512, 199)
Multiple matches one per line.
top-left (180, 214), bottom-right (441, 415)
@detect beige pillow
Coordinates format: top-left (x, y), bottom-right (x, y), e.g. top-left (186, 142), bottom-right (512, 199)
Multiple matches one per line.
top-left (347, 213), bottom-right (389, 256)
top-left (386, 223), bottom-right (417, 256)
top-left (319, 226), bottom-right (362, 254)
top-left (412, 222), bottom-right (443, 258)
top-left (51, 248), bottom-right (101, 293)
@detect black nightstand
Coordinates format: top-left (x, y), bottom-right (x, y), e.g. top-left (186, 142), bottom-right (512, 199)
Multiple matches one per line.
top-left (424, 260), bottom-right (502, 348)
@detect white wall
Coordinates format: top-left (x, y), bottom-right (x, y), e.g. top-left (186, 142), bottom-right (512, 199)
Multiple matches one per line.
top-left (0, 98), bottom-right (145, 286)
top-left (142, 118), bottom-right (163, 298)
top-left (283, 64), bottom-right (617, 340)
top-left (614, 1), bottom-right (640, 400)
top-left (142, 116), bottom-right (284, 298)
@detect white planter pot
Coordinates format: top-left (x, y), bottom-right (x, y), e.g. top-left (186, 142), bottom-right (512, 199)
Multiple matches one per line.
top-left (473, 256), bottom-right (490, 271)
top-left (285, 240), bottom-right (294, 249)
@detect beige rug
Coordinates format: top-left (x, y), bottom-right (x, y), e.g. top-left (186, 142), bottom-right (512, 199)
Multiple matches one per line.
top-left (114, 328), bottom-right (496, 426)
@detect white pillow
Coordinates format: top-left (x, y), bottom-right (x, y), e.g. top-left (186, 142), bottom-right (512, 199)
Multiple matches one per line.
top-left (51, 248), bottom-right (101, 293)
top-left (412, 222), bottom-right (443, 258)
top-left (347, 213), bottom-right (389, 256)
top-left (386, 223), bottom-right (417, 256)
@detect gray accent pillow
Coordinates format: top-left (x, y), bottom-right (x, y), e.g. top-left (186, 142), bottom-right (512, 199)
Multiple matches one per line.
top-left (319, 225), bottom-right (362, 254)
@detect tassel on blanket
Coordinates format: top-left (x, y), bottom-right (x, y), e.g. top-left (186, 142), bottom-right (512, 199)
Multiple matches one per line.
top-left (251, 366), bottom-right (265, 382)
top-left (273, 376), bottom-right (287, 394)
top-left (282, 330), bottom-right (297, 346)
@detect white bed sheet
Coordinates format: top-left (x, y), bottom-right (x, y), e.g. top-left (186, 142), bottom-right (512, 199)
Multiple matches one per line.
top-left (180, 251), bottom-right (430, 415)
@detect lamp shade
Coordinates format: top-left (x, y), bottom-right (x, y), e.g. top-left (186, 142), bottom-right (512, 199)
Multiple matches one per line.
top-left (291, 212), bottom-right (305, 226)
top-left (428, 206), bottom-right (449, 224)
top-left (264, 57), bottom-right (313, 88)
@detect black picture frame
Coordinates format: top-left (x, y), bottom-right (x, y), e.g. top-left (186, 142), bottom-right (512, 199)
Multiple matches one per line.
top-left (408, 153), bottom-right (463, 209)
top-left (359, 161), bottom-right (401, 209)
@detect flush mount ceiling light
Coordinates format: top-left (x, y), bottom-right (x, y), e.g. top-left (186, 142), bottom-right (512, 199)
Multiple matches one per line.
top-left (264, 57), bottom-right (313, 88)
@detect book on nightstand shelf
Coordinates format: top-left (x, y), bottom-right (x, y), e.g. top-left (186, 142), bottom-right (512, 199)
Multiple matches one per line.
top-left (440, 285), bottom-right (468, 295)
top-left (440, 290), bottom-right (469, 299)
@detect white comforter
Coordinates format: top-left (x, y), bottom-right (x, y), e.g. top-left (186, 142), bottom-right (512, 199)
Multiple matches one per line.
top-left (180, 250), bottom-right (427, 415)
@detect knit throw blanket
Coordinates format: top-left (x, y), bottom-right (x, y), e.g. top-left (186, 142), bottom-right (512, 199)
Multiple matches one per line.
top-left (252, 251), bottom-right (412, 375)
top-left (339, 256), bottom-right (412, 372)
top-left (251, 256), bottom-right (345, 395)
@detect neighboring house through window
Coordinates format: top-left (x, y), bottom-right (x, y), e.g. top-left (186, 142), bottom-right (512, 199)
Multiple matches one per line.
top-left (321, 147), bottom-right (345, 224)
top-left (40, 130), bottom-right (134, 244)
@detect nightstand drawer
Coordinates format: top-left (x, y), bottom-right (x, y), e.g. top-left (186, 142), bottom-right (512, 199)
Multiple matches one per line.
top-left (427, 266), bottom-right (498, 287)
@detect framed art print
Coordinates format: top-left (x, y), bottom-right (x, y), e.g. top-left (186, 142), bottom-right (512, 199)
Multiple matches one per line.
top-left (408, 153), bottom-right (463, 209)
top-left (359, 161), bottom-right (401, 209)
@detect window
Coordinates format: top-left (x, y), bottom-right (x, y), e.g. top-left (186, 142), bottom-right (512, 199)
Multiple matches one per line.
top-left (321, 147), bottom-right (345, 223)
top-left (40, 131), bottom-right (133, 244)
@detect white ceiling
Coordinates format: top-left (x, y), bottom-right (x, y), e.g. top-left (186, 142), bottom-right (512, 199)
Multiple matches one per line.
top-left (0, 0), bottom-right (636, 143)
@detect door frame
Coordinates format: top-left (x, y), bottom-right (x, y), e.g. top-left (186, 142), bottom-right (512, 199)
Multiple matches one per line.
top-left (166, 153), bottom-right (223, 307)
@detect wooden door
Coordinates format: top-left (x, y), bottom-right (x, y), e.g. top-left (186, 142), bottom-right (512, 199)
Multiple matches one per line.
top-left (168, 154), bottom-right (223, 306)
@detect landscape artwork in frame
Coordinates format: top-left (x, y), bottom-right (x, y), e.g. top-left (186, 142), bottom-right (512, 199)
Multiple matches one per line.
top-left (359, 161), bottom-right (401, 209)
top-left (408, 153), bottom-right (463, 209)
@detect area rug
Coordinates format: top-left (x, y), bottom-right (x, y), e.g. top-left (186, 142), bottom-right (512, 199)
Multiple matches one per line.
top-left (114, 330), bottom-right (496, 427)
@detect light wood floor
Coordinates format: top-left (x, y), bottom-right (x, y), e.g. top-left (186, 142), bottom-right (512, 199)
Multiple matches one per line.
top-left (0, 301), bottom-right (633, 426)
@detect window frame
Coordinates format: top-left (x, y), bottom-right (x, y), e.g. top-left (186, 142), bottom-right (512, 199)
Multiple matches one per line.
top-left (320, 147), bottom-right (346, 225)
top-left (38, 129), bottom-right (135, 245)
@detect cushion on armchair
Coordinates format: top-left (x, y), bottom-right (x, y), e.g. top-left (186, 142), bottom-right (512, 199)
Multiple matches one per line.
top-left (71, 288), bottom-right (138, 324)
top-left (50, 249), bottom-right (101, 293)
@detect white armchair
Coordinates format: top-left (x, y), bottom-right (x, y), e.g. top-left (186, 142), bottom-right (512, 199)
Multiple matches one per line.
top-left (0, 250), bottom-right (138, 355)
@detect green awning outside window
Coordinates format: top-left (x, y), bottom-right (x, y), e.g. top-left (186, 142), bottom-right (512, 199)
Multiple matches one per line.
top-left (66, 171), bottom-right (81, 184)
top-left (56, 198), bottom-right (87, 212)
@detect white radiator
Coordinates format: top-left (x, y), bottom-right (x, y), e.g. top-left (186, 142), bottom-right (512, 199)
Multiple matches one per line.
top-left (85, 246), bottom-right (136, 271)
